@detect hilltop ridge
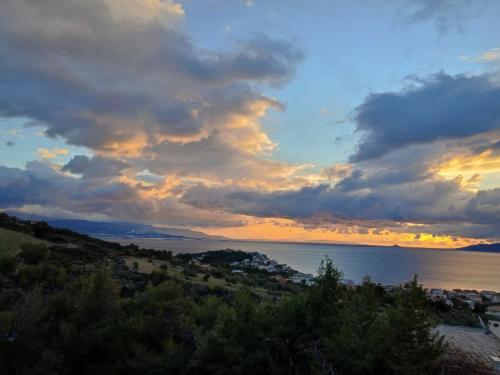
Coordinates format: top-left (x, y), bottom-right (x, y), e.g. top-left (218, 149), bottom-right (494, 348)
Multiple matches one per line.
top-left (6, 211), bottom-right (227, 240)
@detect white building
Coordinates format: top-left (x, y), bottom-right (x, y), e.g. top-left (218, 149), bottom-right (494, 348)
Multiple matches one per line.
top-left (487, 305), bottom-right (500, 339)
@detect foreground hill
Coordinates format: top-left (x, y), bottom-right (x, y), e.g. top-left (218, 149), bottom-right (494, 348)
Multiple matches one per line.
top-left (0, 213), bottom-right (488, 374)
top-left (457, 243), bottom-right (500, 253)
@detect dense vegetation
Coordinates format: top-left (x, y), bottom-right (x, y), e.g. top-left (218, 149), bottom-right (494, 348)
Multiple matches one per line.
top-left (0, 214), bottom-right (460, 374)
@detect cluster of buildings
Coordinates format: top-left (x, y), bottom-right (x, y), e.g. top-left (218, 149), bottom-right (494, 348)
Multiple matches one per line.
top-left (230, 252), bottom-right (283, 272)
top-left (230, 252), bottom-right (316, 285)
top-left (426, 288), bottom-right (500, 310)
top-left (287, 272), bottom-right (316, 286)
top-left (426, 288), bottom-right (500, 342)
top-left (230, 252), bottom-right (291, 273)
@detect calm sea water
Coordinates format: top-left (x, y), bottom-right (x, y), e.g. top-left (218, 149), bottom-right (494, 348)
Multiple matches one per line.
top-left (102, 237), bottom-right (500, 291)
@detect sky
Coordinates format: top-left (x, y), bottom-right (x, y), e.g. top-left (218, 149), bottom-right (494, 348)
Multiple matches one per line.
top-left (0, 0), bottom-right (499, 248)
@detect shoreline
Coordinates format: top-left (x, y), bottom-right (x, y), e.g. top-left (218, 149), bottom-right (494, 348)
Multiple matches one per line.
top-left (193, 250), bottom-right (500, 297)
top-left (97, 236), bottom-right (500, 292)
top-left (102, 237), bottom-right (498, 294)
top-left (97, 234), bottom-right (446, 250)
top-left (97, 234), bottom-right (500, 253)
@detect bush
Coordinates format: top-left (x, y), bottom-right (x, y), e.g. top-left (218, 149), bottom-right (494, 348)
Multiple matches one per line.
top-left (18, 242), bottom-right (48, 265)
top-left (0, 310), bottom-right (14, 335)
top-left (42, 265), bottom-right (68, 289)
top-left (17, 265), bottom-right (43, 286)
top-left (0, 256), bottom-right (16, 275)
top-left (151, 270), bottom-right (169, 285)
top-left (182, 266), bottom-right (197, 278)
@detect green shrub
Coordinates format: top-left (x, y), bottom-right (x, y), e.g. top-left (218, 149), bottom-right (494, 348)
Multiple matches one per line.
top-left (18, 242), bottom-right (48, 265)
top-left (0, 310), bottom-right (14, 335)
top-left (41, 264), bottom-right (68, 289)
top-left (182, 266), bottom-right (197, 278)
top-left (151, 270), bottom-right (169, 285)
top-left (0, 256), bottom-right (16, 275)
top-left (17, 265), bottom-right (43, 286)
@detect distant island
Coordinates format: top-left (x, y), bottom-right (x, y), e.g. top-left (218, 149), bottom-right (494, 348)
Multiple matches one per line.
top-left (456, 243), bottom-right (500, 253)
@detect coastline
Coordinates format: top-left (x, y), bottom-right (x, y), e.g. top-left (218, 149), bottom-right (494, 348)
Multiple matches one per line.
top-left (99, 236), bottom-right (500, 292)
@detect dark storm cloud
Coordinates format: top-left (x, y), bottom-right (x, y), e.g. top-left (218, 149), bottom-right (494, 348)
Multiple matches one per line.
top-left (351, 73), bottom-right (500, 162)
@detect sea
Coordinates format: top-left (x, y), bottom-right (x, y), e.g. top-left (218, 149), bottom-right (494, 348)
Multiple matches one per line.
top-left (100, 237), bottom-right (500, 291)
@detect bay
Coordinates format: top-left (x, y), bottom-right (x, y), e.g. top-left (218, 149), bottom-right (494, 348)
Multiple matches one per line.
top-left (101, 237), bottom-right (500, 291)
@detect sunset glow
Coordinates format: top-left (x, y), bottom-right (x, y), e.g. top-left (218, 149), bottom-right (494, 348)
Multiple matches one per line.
top-left (0, 0), bottom-right (499, 248)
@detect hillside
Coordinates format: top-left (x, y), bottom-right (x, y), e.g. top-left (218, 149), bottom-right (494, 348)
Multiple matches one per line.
top-left (457, 243), bottom-right (500, 253)
top-left (0, 228), bottom-right (44, 258)
top-left (7, 212), bottom-right (226, 240)
top-left (0, 213), bottom-right (482, 374)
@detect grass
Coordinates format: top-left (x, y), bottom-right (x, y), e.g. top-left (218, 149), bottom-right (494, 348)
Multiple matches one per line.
top-left (125, 256), bottom-right (229, 286)
top-left (0, 228), bottom-right (43, 258)
top-left (124, 256), bottom-right (168, 273)
top-left (124, 256), bottom-right (285, 299)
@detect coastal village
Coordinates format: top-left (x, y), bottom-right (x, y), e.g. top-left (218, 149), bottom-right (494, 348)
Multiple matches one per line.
top-left (197, 250), bottom-right (500, 313)
top-left (195, 251), bottom-right (317, 285)
top-left (426, 287), bottom-right (500, 311)
top-left (194, 250), bottom-right (500, 371)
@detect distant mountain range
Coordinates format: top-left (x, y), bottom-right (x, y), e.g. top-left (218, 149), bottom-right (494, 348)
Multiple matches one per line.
top-left (456, 243), bottom-right (500, 253)
top-left (6, 212), bottom-right (226, 240)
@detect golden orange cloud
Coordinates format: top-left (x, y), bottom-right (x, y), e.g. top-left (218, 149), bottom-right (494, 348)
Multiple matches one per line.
top-left (435, 149), bottom-right (500, 190)
top-left (36, 147), bottom-right (69, 159)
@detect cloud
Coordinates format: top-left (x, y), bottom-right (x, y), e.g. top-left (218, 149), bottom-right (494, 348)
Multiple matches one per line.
top-left (478, 48), bottom-right (500, 62)
top-left (459, 48), bottom-right (500, 63)
top-left (182, 178), bottom-right (466, 224)
top-left (465, 188), bottom-right (500, 224)
top-left (137, 131), bottom-right (315, 190)
top-left (181, 137), bottom-right (500, 241)
top-left (0, 161), bottom-right (246, 228)
top-left (62, 155), bottom-right (130, 179)
top-left (36, 147), bottom-right (69, 159)
top-left (393, 0), bottom-right (488, 33)
top-left (0, 0), bottom-right (302, 155)
top-left (181, 179), bottom-right (499, 240)
top-left (0, 0), bottom-right (497, 245)
top-left (351, 72), bottom-right (500, 161)
top-left (0, 0), bottom-right (309, 215)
